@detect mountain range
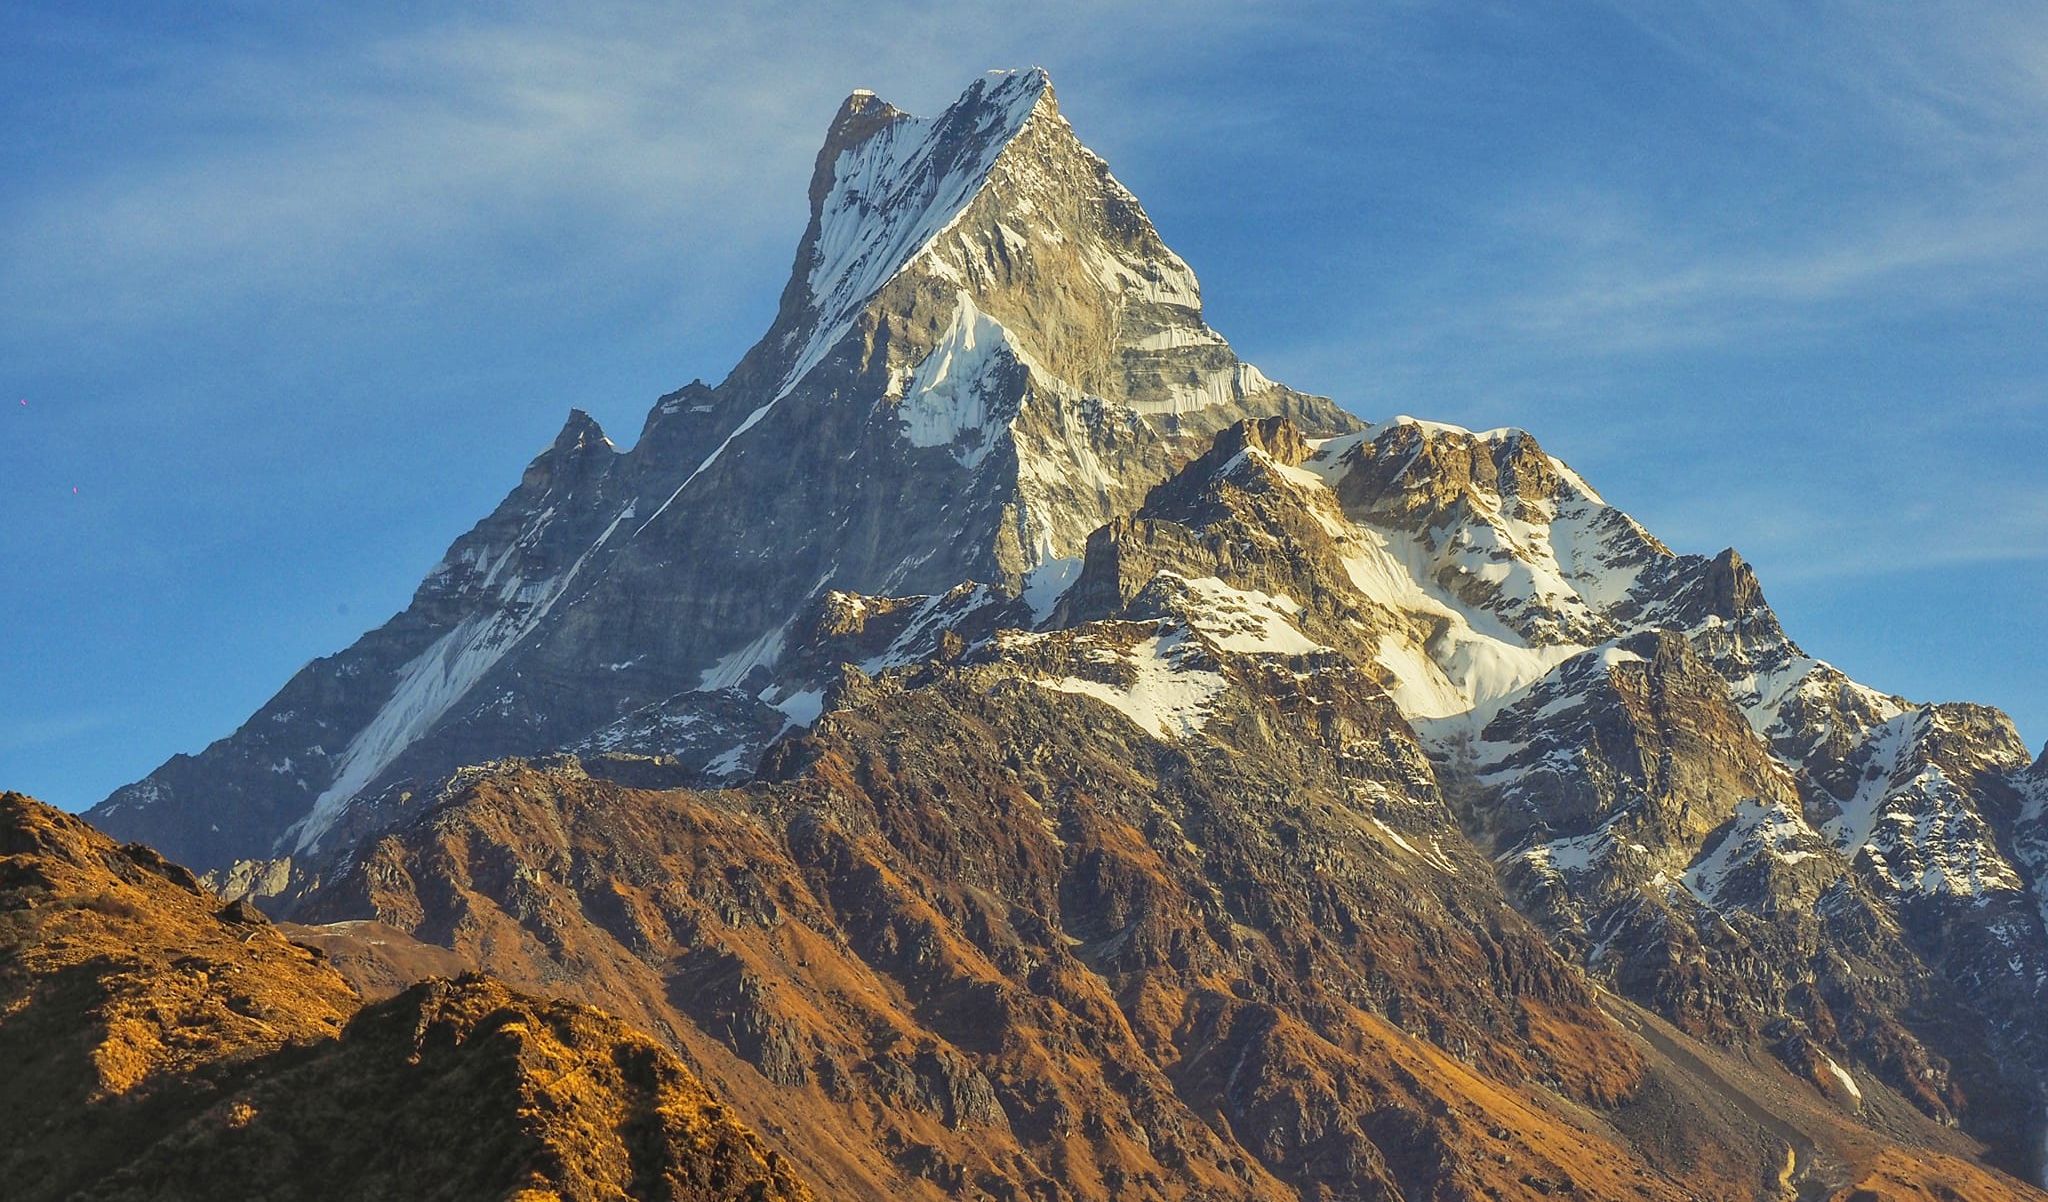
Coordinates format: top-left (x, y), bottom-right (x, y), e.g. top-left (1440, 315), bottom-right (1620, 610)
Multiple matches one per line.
top-left (14, 67), bottom-right (2046, 1201)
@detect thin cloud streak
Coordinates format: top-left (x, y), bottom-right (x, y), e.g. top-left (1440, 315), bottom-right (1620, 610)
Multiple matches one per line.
top-left (0, 711), bottom-right (114, 755)
top-left (1268, 3), bottom-right (2048, 372)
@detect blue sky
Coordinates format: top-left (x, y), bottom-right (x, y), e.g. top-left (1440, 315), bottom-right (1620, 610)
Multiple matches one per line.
top-left (3, 1), bottom-right (2043, 810)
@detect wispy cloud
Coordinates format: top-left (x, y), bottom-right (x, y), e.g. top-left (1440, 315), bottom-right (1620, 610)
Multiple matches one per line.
top-left (1601, 1), bottom-right (2048, 162)
top-left (6, 10), bottom-right (831, 331)
top-left (1652, 481), bottom-right (2048, 585)
top-left (1263, 2), bottom-right (2048, 379)
top-left (0, 710), bottom-right (113, 755)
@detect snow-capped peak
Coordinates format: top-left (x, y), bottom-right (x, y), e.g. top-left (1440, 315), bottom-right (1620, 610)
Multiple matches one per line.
top-left (778, 69), bottom-right (1055, 400)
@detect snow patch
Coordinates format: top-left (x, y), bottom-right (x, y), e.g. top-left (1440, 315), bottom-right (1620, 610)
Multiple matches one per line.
top-left (700, 621), bottom-right (792, 692)
top-left (1338, 526), bottom-right (1581, 723)
top-left (1034, 629), bottom-right (1227, 740)
top-left (1023, 556), bottom-right (1082, 624)
top-left (637, 72), bottom-right (1051, 537)
top-left (1162, 574), bottom-right (1325, 656)
top-left (1518, 828), bottom-right (1613, 880)
top-left (1815, 712), bottom-right (2023, 900)
top-left (773, 688), bottom-right (826, 727)
top-left (1367, 816), bottom-right (1457, 871)
top-left (702, 742), bottom-right (754, 780)
top-left (1822, 1055), bottom-right (1863, 1104)
top-left (1126, 361), bottom-right (1275, 416)
top-left (1128, 324), bottom-right (1225, 352)
top-left (790, 69), bottom-right (1048, 404)
top-left (1682, 799), bottom-right (1822, 910)
top-left (897, 292), bottom-right (1024, 468)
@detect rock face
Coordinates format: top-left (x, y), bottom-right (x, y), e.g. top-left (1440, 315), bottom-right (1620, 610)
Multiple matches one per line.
top-left (0, 792), bottom-right (814, 1202)
top-left (63, 67), bottom-right (2048, 1199)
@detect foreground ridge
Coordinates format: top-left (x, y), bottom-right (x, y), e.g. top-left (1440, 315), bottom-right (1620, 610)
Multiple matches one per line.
top-left (0, 792), bottom-right (815, 1202)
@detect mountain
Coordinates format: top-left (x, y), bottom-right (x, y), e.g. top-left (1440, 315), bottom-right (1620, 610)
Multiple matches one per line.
top-left (92, 68), bottom-right (1354, 874)
top-left (65, 68), bottom-right (2048, 1198)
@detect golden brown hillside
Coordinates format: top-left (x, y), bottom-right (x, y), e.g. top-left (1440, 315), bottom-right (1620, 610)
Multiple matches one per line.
top-left (0, 791), bottom-right (814, 1202)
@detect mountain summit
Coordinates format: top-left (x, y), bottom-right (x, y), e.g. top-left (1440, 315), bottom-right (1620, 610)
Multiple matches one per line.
top-left (92, 69), bottom-right (1355, 867)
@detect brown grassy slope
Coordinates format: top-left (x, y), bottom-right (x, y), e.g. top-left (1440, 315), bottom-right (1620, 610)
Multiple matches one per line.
top-left (0, 791), bottom-right (814, 1202)
top-left (78, 974), bottom-right (816, 1202)
top-left (0, 791), bottom-right (358, 1196)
